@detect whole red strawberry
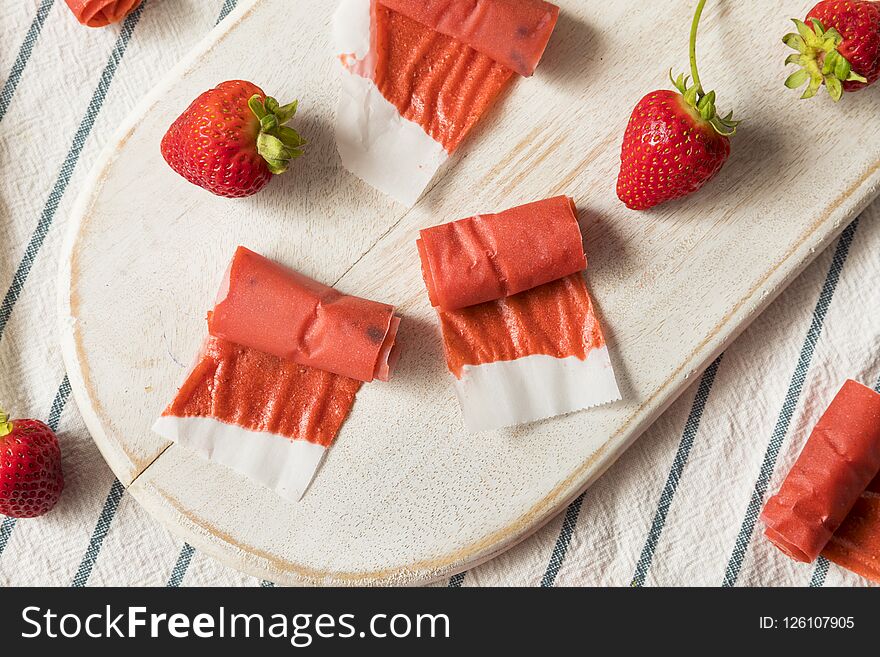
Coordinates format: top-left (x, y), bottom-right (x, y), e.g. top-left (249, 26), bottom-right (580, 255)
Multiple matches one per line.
top-left (0, 409), bottom-right (64, 518)
top-left (617, 0), bottom-right (738, 211)
top-left (161, 80), bottom-right (304, 198)
top-left (784, 1), bottom-right (880, 100)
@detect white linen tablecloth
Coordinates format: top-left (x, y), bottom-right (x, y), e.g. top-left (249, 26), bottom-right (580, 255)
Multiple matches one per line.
top-left (1, 0), bottom-right (878, 587)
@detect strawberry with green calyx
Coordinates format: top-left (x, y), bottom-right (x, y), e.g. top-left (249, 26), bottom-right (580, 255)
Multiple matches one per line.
top-left (783, 1), bottom-right (880, 101)
top-left (0, 408), bottom-right (64, 519)
top-left (161, 80), bottom-right (305, 198)
top-left (617, 0), bottom-right (740, 211)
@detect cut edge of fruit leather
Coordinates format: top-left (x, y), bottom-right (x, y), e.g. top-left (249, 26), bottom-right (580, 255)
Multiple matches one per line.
top-left (419, 197), bottom-right (620, 432)
top-left (152, 247), bottom-right (400, 501)
top-left (332, 0), bottom-right (554, 206)
top-left (760, 380), bottom-right (880, 581)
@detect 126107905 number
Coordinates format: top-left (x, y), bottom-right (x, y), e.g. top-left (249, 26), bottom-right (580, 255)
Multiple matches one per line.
top-left (783, 617), bottom-right (854, 630)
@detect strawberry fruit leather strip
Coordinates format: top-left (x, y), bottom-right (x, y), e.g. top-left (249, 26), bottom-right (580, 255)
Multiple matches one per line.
top-left (417, 196), bottom-right (586, 311)
top-left (760, 380), bottom-right (880, 564)
top-left (162, 337), bottom-right (361, 448)
top-left (154, 337), bottom-right (361, 501)
top-left (64, 0), bottom-right (142, 27)
top-left (378, 0), bottom-right (560, 77)
top-left (208, 247), bottom-right (400, 383)
top-left (437, 274), bottom-right (605, 376)
top-left (372, 4), bottom-right (513, 153)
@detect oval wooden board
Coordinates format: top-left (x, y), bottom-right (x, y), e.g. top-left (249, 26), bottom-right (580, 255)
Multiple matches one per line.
top-left (59, 0), bottom-right (880, 586)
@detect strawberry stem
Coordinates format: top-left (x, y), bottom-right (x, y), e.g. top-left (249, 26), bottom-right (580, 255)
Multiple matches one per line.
top-left (670, 0), bottom-right (739, 137)
top-left (0, 408), bottom-right (11, 437)
top-left (689, 0), bottom-right (707, 93)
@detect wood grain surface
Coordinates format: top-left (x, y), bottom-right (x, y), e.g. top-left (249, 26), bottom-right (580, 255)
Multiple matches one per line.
top-left (58, 0), bottom-right (880, 585)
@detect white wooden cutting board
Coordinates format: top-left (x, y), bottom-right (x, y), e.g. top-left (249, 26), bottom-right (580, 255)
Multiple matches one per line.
top-left (59, 0), bottom-right (880, 585)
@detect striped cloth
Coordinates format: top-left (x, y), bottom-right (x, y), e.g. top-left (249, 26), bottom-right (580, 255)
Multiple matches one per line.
top-left (0, 0), bottom-right (877, 588)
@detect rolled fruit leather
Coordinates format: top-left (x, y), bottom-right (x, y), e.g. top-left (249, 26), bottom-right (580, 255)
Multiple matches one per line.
top-left (760, 380), bottom-right (880, 564)
top-left (208, 246), bottom-right (401, 383)
top-left (64, 0), bottom-right (143, 27)
top-left (418, 196), bottom-right (620, 432)
top-left (154, 248), bottom-right (401, 500)
top-left (822, 472), bottom-right (880, 583)
top-left (418, 195), bottom-right (586, 310)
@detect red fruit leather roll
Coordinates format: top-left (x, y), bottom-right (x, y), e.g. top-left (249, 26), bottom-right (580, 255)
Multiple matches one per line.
top-left (822, 473), bottom-right (880, 583)
top-left (378, 0), bottom-right (559, 77)
top-left (208, 247), bottom-right (400, 383)
top-left (417, 196), bottom-right (585, 311)
top-left (760, 380), bottom-right (880, 563)
top-left (64, 0), bottom-right (142, 27)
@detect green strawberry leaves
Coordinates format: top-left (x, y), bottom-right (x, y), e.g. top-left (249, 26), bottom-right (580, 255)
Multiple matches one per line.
top-left (783, 18), bottom-right (868, 101)
top-left (670, 71), bottom-right (740, 137)
top-left (248, 94), bottom-right (306, 175)
top-left (0, 409), bottom-right (11, 438)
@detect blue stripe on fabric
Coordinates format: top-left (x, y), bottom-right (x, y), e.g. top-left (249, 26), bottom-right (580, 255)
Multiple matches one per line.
top-left (0, 0), bottom-right (55, 123)
top-left (0, 375), bottom-right (73, 558)
top-left (47, 375), bottom-right (72, 432)
top-left (0, 518), bottom-right (15, 558)
top-left (0, 5), bottom-right (145, 342)
top-left (810, 557), bottom-right (830, 587)
top-left (721, 219), bottom-right (860, 587)
top-left (541, 492), bottom-right (585, 587)
top-left (448, 573), bottom-right (466, 587)
top-left (71, 478), bottom-right (126, 587)
top-left (167, 543), bottom-right (195, 587)
top-left (217, 0), bottom-right (239, 24)
top-left (631, 356), bottom-right (724, 587)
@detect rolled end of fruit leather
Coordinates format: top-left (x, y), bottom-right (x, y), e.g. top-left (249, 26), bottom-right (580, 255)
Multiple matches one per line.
top-left (208, 247), bottom-right (400, 383)
top-left (760, 380), bottom-right (880, 563)
top-left (65, 0), bottom-right (143, 27)
top-left (821, 472), bottom-right (880, 583)
top-left (417, 196), bottom-right (586, 311)
top-left (378, 0), bottom-right (560, 77)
